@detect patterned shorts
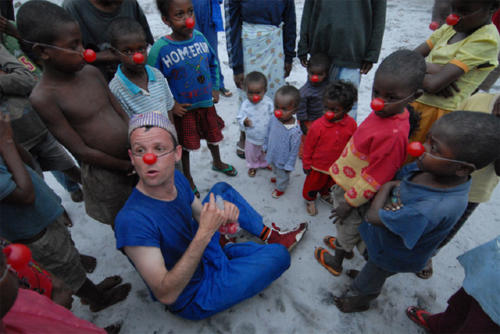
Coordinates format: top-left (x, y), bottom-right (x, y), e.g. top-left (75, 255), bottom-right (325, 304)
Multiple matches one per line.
top-left (174, 106), bottom-right (225, 150)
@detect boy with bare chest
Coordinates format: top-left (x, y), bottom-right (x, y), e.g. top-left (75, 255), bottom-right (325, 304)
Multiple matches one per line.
top-left (17, 1), bottom-right (136, 227)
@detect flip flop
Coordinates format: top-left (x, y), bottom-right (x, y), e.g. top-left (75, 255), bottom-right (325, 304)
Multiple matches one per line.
top-left (406, 306), bottom-right (431, 331)
top-left (323, 236), bottom-right (354, 259)
top-left (212, 164), bottom-right (238, 176)
top-left (314, 247), bottom-right (341, 276)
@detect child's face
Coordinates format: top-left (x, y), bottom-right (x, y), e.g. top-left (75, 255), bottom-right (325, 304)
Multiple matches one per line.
top-left (417, 127), bottom-right (474, 176)
top-left (450, 0), bottom-right (493, 33)
top-left (308, 65), bottom-right (327, 86)
top-left (114, 33), bottom-right (148, 74)
top-left (163, 0), bottom-right (195, 40)
top-left (246, 81), bottom-right (266, 104)
top-left (274, 93), bottom-right (297, 122)
top-left (323, 98), bottom-right (347, 122)
top-left (42, 22), bottom-right (85, 73)
top-left (372, 72), bottom-right (416, 118)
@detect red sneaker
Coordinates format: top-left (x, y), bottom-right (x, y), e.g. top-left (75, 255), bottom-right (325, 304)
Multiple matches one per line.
top-left (260, 222), bottom-right (307, 251)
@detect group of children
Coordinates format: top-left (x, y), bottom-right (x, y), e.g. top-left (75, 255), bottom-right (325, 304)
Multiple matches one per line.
top-left (0, 0), bottom-right (500, 332)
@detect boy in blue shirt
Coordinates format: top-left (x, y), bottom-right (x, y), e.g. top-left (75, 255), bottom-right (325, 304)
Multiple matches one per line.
top-left (148, 0), bottom-right (236, 198)
top-left (332, 111), bottom-right (500, 313)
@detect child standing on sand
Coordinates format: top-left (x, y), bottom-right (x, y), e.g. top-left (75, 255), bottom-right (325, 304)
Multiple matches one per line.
top-left (148, 0), bottom-right (236, 198)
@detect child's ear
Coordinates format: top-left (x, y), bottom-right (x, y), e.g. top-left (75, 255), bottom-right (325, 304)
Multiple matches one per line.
top-left (455, 163), bottom-right (474, 177)
top-left (161, 15), bottom-right (172, 28)
top-left (413, 89), bottom-right (424, 100)
top-left (32, 43), bottom-right (49, 61)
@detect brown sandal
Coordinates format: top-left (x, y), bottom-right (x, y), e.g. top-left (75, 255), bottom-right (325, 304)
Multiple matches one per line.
top-left (248, 168), bottom-right (257, 177)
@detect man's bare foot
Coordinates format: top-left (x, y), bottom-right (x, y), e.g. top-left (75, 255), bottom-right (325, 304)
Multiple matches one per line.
top-left (104, 323), bottom-right (122, 334)
top-left (89, 283), bottom-right (131, 312)
top-left (80, 254), bottom-right (97, 273)
top-left (81, 276), bottom-right (123, 305)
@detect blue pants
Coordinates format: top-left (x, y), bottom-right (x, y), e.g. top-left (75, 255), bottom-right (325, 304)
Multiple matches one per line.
top-left (176, 183), bottom-right (290, 319)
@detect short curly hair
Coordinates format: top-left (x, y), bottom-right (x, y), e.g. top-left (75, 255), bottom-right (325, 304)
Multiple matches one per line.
top-left (323, 80), bottom-right (358, 111)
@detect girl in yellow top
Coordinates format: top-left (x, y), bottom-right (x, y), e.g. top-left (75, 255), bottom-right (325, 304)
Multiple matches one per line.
top-left (410, 0), bottom-right (500, 144)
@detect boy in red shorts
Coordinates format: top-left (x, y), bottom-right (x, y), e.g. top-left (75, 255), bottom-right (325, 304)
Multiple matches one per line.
top-left (148, 0), bottom-right (236, 198)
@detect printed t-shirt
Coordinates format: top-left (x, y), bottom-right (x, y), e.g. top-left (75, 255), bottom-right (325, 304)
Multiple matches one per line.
top-left (147, 31), bottom-right (220, 110)
top-left (360, 163), bottom-right (471, 273)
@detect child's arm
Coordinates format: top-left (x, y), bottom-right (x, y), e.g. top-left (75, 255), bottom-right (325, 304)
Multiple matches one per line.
top-left (236, 102), bottom-right (252, 128)
top-left (362, 0), bottom-right (386, 74)
top-left (365, 180), bottom-right (400, 226)
top-left (0, 113), bottom-right (34, 204)
top-left (284, 129), bottom-right (301, 171)
top-left (0, 45), bottom-right (36, 97)
top-left (29, 95), bottom-right (132, 172)
top-left (206, 38), bottom-right (221, 103)
top-left (302, 123), bottom-right (319, 172)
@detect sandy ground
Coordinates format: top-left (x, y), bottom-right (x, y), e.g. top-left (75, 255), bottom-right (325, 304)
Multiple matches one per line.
top-left (22, 0), bottom-right (500, 332)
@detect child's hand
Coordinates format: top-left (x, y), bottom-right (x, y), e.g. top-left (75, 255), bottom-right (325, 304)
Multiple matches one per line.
top-left (300, 122), bottom-right (308, 135)
top-left (172, 102), bottom-right (191, 117)
top-left (360, 61), bottom-right (373, 75)
top-left (380, 181), bottom-right (403, 211)
top-left (329, 199), bottom-right (353, 223)
top-left (284, 62), bottom-right (292, 78)
top-left (299, 56), bottom-right (308, 68)
top-left (436, 82), bottom-right (460, 98)
top-left (243, 118), bottom-right (253, 127)
top-left (212, 90), bottom-right (220, 104)
top-left (303, 168), bottom-right (311, 175)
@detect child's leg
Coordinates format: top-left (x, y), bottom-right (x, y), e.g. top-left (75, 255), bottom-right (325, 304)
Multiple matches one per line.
top-left (332, 186), bottom-right (365, 253)
top-left (24, 218), bottom-right (130, 312)
top-left (302, 170), bottom-right (322, 201)
top-left (335, 260), bottom-right (395, 313)
top-left (274, 167), bottom-right (290, 192)
top-left (181, 149), bottom-right (197, 190)
top-left (244, 141), bottom-right (268, 169)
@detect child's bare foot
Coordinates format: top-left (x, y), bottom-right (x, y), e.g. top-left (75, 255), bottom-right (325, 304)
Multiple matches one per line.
top-left (248, 168), bottom-right (256, 177)
top-left (80, 254), bottom-right (97, 273)
top-left (89, 283), bottom-right (131, 312)
top-left (334, 294), bottom-right (375, 313)
top-left (306, 200), bottom-right (317, 216)
top-left (212, 162), bottom-right (238, 176)
top-left (104, 323), bottom-right (122, 334)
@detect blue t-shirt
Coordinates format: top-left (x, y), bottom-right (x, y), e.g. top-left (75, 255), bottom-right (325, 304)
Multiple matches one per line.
top-left (360, 163), bottom-right (471, 273)
top-left (147, 31), bottom-right (220, 110)
top-left (0, 157), bottom-right (63, 241)
top-left (115, 170), bottom-right (226, 312)
top-left (459, 235), bottom-right (500, 326)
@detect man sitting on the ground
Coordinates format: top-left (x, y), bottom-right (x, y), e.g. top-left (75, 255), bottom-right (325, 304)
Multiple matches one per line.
top-left (115, 111), bottom-right (307, 320)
